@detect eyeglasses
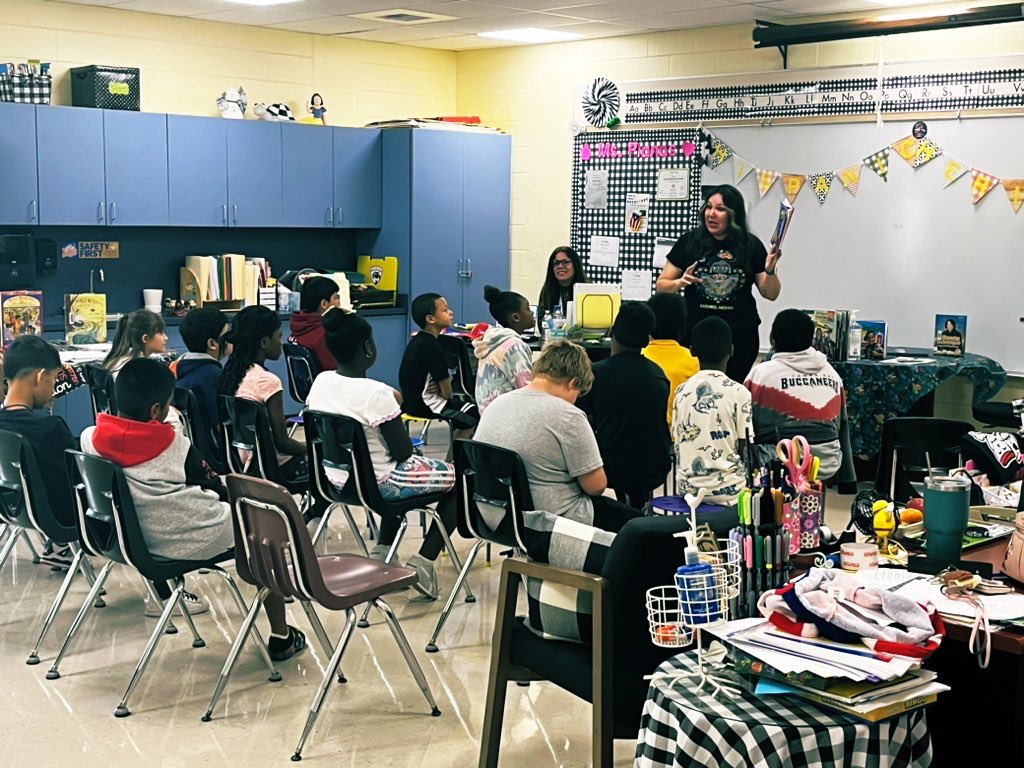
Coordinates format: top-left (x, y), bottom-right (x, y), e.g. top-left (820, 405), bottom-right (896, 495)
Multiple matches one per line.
top-left (552, 259), bottom-right (573, 268)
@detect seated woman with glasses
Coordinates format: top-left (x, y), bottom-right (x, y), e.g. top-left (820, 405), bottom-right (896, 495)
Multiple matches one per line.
top-left (536, 246), bottom-right (588, 334)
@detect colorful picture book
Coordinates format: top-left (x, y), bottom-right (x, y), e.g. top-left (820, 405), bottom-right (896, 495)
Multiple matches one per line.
top-left (1, 290), bottom-right (43, 348)
top-left (933, 314), bottom-right (966, 356)
top-left (859, 320), bottom-right (887, 361)
top-left (64, 293), bottom-right (107, 344)
top-left (801, 309), bottom-right (850, 362)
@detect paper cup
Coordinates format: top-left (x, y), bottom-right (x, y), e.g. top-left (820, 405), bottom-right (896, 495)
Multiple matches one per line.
top-left (143, 289), bottom-right (163, 312)
top-left (840, 542), bottom-right (880, 571)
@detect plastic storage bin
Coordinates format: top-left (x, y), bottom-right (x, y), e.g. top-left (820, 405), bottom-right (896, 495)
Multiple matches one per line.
top-left (70, 65), bottom-right (140, 111)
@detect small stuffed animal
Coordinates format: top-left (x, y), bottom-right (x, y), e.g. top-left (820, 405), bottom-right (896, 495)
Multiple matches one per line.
top-left (253, 102), bottom-right (295, 121)
top-left (216, 86), bottom-right (247, 119)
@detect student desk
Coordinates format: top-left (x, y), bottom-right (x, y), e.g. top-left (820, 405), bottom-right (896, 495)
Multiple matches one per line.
top-left (526, 336), bottom-right (610, 361)
top-left (831, 349), bottom-right (1006, 458)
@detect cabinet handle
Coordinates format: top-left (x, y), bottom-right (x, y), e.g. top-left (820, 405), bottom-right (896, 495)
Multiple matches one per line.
top-left (458, 258), bottom-right (473, 279)
top-left (335, 207), bottom-right (342, 224)
top-left (222, 204), bottom-right (228, 225)
top-left (326, 206), bottom-right (334, 227)
top-left (232, 204), bottom-right (238, 225)
top-left (109, 202), bottom-right (117, 223)
top-left (28, 200), bottom-right (37, 223)
top-left (97, 201), bottom-right (105, 224)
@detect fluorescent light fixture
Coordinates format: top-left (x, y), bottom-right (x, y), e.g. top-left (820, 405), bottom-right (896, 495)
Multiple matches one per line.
top-left (222, 0), bottom-right (303, 6)
top-left (478, 27), bottom-right (584, 43)
top-left (877, 7), bottom-right (968, 21)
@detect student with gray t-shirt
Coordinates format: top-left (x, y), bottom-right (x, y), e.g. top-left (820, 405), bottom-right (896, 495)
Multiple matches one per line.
top-left (474, 340), bottom-right (639, 533)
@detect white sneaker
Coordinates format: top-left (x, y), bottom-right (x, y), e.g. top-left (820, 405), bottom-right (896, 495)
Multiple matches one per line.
top-left (405, 554), bottom-right (438, 601)
top-left (145, 590), bottom-right (209, 618)
top-left (369, 543), bottom-right (391, 562)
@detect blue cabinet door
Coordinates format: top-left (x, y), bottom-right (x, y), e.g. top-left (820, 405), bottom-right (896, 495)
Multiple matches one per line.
top-left (333, 128), bottom-right (381, 228)
top-left (36, 106), bottom-right (106, 225)
top-left (0, 103), bottom-right (39, 224)
top-left (227, 120), bottom-right (282, 227)
top-left (282, 122), bottom-right (333, 228)
top-left (410, 130), bottom-right (463, 327)
top-left (461, 133), bottom-right (511, 325)
top-left (103, 110), bottom-right (169, 226)
top-left (167, 115), bottom-right (227, 227)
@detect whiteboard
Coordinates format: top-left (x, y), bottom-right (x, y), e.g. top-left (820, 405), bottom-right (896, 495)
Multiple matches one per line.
top-left (702, 117), bottom-right (1024, 374)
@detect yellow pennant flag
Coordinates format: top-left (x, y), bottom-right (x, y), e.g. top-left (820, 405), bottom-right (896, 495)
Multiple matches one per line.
top-left (914, 138), bottom-right (942, 168)
top-left (781, 173), bottom-right (806, 202)
top-left (757, 169), bottom-right (779, 198)
top-left (1003, 179), bottom-right (1024, 213)
top-left (733, 156), bottom-right (755, 184)
top-left (838, 163), bottom-right (863, 196)
top-left (943, 157), bottom-right (970, 187)
top-left (970, 170), bottom-right (999, 205)
top-left (891, 136), bottom-right (919, 165)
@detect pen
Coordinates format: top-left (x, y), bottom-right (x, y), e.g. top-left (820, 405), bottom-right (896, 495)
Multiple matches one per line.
top-left (763, 535), bottom-right (772, 588)
top-left (772, 488), bottom-right (784, 525)
top-left (754, 535), bottom-right (763, 593)
top-left (774, 533), bottom-right (783, 586)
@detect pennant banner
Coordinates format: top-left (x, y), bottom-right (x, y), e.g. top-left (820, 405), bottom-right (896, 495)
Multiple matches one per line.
top-left (838, 163), bottom-right (863, 196)
top-left (891, 136), bottom-right (919, 165)
top-left (971, 170), bottom-right (999, 205)
top-left (709, 139), bottom-right (733, 169)
top-left (757, 169), bottom-right (779, 198)
top-left (733, 156), bottom-right (755, 184)
top-left (942, 157), bottom-right (970, 187)
top-left (1003, 179), bottom-right (1024, 213)
top-left (914, 138), bottom-right (942, 168)
top-left (781, 173), bottom-right (806, 202)
top-left (807, 172), bottom-right (834, 205)
top-left (864, 148), bottom-right (890, 181)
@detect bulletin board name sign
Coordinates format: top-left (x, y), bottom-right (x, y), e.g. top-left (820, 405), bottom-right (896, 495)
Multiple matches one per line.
top-left (619, 69), bottom-right (1024, 123)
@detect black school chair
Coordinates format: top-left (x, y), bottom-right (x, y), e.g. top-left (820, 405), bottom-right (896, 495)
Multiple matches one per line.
top-left (219, 395), bottom-right (308, 498)
top-left (283, 343), bottom-right (319, 436)
top-left (874, 417), bottom-right (974, 502)
top-left (436, 333), bottom-right (477, 402)
top-left (172, 387), bottom-right (227, 475)
top-left (84, 363), bottom-right (117, 419)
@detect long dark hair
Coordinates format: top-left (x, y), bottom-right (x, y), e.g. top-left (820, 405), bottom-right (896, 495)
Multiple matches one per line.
top-left (537, 246), bottom-right (586, 322)
top-left (696, 184), bottom-right (751, 246)
top-left (217, 306), bottom-right (280, 396)
top-left (103, 309), bottom-right (165, 370)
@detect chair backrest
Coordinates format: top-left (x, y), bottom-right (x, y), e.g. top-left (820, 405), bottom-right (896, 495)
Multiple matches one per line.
top-left (84, 363), bottom-right (117, 419)
top-left (219, 395), bottom-right (287, 485)
top-left (64, 450), bottom-right (114, 558)
top-left (874, 417), bottom-right (974, 501)
top-left (225, 474), bottom-right (325, 601)
top-left (437, 334), bottom-right (476, 400)
top-left (283, 343), bottom-right (320, 405)
top-left (65, 450), bottom-right (143, 569)
top-left (0, 429), bottom-right (75, 543)
top-left (303, 410), bottom-right (386, 511)
top-left (453, 438), bottom-right (532, 549)
top-left (173, 387), bottom-right (227, 474)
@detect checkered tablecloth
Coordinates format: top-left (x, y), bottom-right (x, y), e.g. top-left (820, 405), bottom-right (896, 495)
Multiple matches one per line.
top-left (635, 652), bottom-right (932, 768)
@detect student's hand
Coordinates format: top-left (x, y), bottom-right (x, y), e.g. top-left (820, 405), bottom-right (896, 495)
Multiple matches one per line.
top-left (677, 262), bottom-right (703, 291)
top-left (766, 248), bottom-right (782, 273)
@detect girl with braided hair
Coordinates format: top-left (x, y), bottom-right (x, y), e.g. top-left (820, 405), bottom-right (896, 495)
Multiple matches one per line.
top-left (217, 306), bottom-right (307, 480)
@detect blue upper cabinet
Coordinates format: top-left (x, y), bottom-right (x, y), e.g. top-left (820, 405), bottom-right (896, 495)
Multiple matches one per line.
top-left (333, 128), bottom-right (382, 228)
top-left (36, 106), bottom-right (106, 225)
top-left (461, 132), bottom-right (511, 324)
top-left (281, 122), bottom-right (333, 228)
top-left (0, 103), bottom-right (39, 225)
top-left (103, 110), bottom-right (169, 226)
top-left (227, 120), bottom-right (282, 227)
top-left (168, 115), bottom-right (228, 227)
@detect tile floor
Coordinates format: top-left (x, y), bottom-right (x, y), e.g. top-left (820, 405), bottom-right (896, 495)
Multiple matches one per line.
top-left (0, 431), bottom-right (857, 768)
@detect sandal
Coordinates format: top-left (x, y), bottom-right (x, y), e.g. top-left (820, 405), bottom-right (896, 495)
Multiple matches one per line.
top-left (268, 625), bottom-right (307, 661)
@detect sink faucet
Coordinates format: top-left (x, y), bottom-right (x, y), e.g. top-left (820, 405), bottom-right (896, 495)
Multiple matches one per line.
top-left (90, 268), bottom-right (105, 294)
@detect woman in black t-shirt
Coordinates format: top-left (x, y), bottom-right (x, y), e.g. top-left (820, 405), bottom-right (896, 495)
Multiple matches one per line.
top-left (536, 245), bottom-right (587, 333)
top-left (655, 184), bottom-right (782, 381)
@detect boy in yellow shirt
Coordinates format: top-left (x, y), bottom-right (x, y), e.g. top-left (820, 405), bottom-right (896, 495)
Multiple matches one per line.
top-left (642, 293), bottom-right (699, 424)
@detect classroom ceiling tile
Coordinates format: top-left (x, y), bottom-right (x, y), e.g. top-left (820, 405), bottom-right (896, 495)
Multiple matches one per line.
top-left (270, 16), bottom-right (385, 34)
top-left (189, 7), bottom-right (334, 25)
top-left (105, 0), bottom-right (231, 15)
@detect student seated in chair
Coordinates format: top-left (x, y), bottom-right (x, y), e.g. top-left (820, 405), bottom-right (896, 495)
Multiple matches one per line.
top-left (673, 316), bottom-right (752, 504)
top-left (172, 307), bottom-right (232, 443)
top-left (81, 357), bottom-right (306, 659)
top-left (473, 285), bottom-right (535, 414)
top-left (475, 339), bottom-right (640, 532)
top-left (306, 308), bottom-right (459, 600)
top-left (289, 275), bottom-right (341, 374)
top-left (577, 301), bottom-right (671, 509)
top-left (642, 292), bottom-right (699, 425)
top-left (744, 308), bottom-right (851, 482)
top-left (398, 293), bottom-right (479, 437)
top-left (102, 309), bottom-right (169, 376)
top-left (0, 336), bottom-right (77, 569)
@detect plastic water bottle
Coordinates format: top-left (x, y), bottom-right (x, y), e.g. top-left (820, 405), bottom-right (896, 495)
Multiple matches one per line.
top-left (847, 311), bottom-right (862, 361)
top-left (552, 306), bottom-right (565, 338)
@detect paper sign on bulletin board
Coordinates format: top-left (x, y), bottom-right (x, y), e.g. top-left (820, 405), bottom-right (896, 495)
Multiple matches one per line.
top-left (589, 235), bottom-right (620, 267)
top-left (624, 193), bottom-right (651, 234)
top-left (656, 168), bottom-right (690, 200)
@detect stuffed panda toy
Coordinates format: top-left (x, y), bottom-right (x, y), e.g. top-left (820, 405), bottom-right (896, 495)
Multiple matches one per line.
top-left (253, 102), bottom-right (296, 121)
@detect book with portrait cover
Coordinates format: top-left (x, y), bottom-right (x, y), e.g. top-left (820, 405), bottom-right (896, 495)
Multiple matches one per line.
top-left (64, 293), bottom-right (107, 344)
top-left (859, 320), bottom-right (887, 361)
top-left (933, 314), bottom-right (966, 356)
top-left (1, 290), bottom-right (43, 348)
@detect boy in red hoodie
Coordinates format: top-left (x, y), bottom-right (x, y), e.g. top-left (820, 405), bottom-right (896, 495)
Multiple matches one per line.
top-left (80, 358), bottom-right (306, 660)
top-left (289, 275), bottom-right (341, 373)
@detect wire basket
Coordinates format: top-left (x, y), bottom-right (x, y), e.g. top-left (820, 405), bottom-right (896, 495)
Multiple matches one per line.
top-left (674, 538), bottom-right (741, 629)
top-left (645, 586), bottom-right (693, 648)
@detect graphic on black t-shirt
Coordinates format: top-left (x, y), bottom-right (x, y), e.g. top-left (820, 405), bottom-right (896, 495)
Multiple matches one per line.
top-left (697, 249), bottom-right (746, 310)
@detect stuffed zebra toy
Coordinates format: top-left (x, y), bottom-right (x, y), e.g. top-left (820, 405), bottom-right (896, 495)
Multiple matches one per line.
top-left (253, 102), bottom-right (295, 121)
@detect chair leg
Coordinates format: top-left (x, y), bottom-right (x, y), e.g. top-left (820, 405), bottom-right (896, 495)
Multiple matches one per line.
top-left (373, 598), bottom-right (441, 716)
top-left (0, 527), bottom-right (22, 573)
top-left (202, 586), bottom-right (270, 722)
top-left (78, 555), bottom-right (107, 607)
top-left (24, 530), bottom-right (44, 564)
top-left (299, 601), bottom-right (345, 683)
top-left (340, 504), bottom-right (368, 556)
top-left (291, 607), bottom-right (358, 762)
top-left (46, 559), bottom-right (115, 680)
top-left (210, 569), bottom-right (279, 682)
top-left (425, 508), bottom-right (475, 603)
top-left (426, 539), bottom-right (484, 653)
top-left (115, 581), bottom-right (186, 717)
top-left (358, 518), bottom-right (408, 628)
top-left (311, 503), bottom-right (336, 549)
top-left (26, 547), bottom-right (84, 665)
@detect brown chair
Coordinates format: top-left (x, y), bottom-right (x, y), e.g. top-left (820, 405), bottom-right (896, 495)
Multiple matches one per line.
top-left (217, 475), bottom-right (441, 761)
top-left (479, 515), bottom-right (690, 768)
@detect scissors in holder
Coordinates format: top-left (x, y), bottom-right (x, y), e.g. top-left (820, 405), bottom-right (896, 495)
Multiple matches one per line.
top-left (776, 435), bottom-right (812, 494)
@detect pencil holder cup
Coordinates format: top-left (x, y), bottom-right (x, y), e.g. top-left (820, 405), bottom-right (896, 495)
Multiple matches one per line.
top-left (782, 500), bottom-right (801, 555)
top-left (795, 490), bottom-right (824, 550)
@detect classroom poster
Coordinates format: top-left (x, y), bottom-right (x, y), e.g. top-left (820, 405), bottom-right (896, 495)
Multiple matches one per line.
top-left (652, 236), bottom-right (675, 268)
top-left (584, 169), bottom-right (609, 209)
top-left (655, 168), bottom-right (689, 200)
top-left (589, 235), bottom-right (620, 267)
top-left (624, 193), bottom-right (650, 234)
top-left (620, 269), bottom-right (653, 301)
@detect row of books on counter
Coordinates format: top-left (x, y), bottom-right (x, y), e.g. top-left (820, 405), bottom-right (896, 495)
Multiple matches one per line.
top-left (803, 309), bottom-right (967, 362)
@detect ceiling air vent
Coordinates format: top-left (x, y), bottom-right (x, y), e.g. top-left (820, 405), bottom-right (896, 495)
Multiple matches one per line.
top-left (349, 8), bottom-right (457, 25)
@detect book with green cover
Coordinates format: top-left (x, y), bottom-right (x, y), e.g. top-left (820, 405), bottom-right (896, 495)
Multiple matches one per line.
top-left (730, 647), bottom-right (832, 691)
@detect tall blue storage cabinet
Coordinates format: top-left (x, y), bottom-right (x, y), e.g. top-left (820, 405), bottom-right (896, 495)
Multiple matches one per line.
top-left (0, 103), bottom-right (39, 225)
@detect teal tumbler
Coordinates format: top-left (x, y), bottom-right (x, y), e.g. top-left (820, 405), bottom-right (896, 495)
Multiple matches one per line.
top-left (923, 475), bottom-right (971, 562)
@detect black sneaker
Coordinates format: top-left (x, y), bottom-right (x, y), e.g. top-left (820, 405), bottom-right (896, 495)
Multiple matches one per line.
top-left (39, 546), bottom-right (74, 571)
top-left (268, 626), bottom-right (307, 661)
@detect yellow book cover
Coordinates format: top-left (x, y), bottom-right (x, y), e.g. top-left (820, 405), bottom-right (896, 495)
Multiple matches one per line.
top-left (1, 291), bottom-right (43, 348)
top-left (65, 293), bottom-right (107, 344)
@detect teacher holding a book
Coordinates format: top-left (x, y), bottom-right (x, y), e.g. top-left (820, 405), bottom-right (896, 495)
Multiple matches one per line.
top-left (655, 184), bottom-right (782, 382)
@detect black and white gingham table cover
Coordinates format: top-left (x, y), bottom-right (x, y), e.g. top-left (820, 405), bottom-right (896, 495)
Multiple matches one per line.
top-left (635, 653), bottom-right (932, 768)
